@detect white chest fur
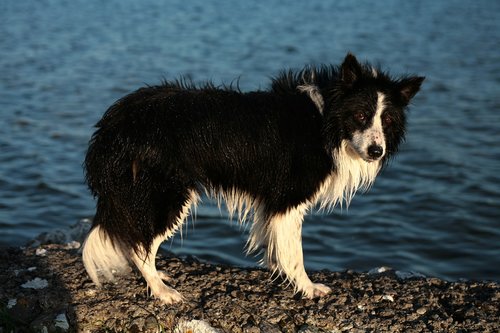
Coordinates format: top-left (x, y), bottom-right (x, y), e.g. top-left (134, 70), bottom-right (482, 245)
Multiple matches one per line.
top-left (314, 140), bottom-right (381, 211)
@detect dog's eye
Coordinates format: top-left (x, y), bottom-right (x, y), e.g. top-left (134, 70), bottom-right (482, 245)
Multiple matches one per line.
top-left (354, 112), bottom-right (366, 124)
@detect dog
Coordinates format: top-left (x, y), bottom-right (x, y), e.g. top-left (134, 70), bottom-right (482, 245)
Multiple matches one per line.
top-left (82, 53), bottom-right (424, 304)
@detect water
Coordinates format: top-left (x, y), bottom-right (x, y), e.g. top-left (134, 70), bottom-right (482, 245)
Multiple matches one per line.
top-left (1, 0), bottom-right (499, 281)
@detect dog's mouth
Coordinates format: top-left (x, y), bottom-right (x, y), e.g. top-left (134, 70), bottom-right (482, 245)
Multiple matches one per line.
top-left (363, 157), bottom-right (378, 163)
top-left (362, 152), bottom-right (384, 163)
top-left (359, 154), bottom-right (381, 163)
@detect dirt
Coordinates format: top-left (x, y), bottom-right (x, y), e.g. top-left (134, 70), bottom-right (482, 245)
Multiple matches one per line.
top-left (0, 243), bottom-right (498, 333)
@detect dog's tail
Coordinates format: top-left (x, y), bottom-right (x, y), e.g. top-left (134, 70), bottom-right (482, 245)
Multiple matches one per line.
top-left (84, 101), bottom-right (133, 199)
top-left (82, 223), bottom-right (130, 286)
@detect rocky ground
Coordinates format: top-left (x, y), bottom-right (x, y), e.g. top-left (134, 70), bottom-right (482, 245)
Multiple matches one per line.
top-left (0, 239), bottom-right (499, 333)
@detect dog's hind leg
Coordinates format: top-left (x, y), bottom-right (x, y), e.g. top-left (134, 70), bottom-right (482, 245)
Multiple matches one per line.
top-left (131, 189), bottom-right (199, 304)
top-left (131, 235), bottom-right (183, 304)
top-left (254, 204), bottom-right (332, 299)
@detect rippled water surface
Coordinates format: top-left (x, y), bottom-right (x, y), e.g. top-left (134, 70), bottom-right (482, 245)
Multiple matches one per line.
top-left (1, 0), bottom-right (499, 281)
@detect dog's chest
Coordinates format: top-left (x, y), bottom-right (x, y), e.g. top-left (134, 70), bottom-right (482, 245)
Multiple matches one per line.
top-left (313, 141), bottom-right (381, 211)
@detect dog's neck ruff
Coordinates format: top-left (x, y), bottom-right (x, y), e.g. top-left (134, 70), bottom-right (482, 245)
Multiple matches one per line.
top-left (316, 140), bottom-right (381, 211)
top-left (297, 84), bottom-right (324, 114)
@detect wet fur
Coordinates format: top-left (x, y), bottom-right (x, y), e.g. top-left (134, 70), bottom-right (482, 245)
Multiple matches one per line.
top-left (83, 53), bottom-right (424, 303)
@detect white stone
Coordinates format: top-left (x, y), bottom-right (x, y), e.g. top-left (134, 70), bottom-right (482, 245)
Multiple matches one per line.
top-left (7, 298), bottom-right (17, 309)
top-left (174, 319), bottom-right (220, 333)
top-left (21, 277), bottom-right (49, 289)
top-left (54, 313), bottom-right (70, 330)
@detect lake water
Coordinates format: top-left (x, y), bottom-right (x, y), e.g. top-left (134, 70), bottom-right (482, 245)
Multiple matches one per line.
top-left (1, 0), bottom-right (499, 281)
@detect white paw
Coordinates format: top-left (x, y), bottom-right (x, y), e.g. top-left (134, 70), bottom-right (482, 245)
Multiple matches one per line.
top-left (302, 283), bottom-right (332, 299)
top-left (149, 283), bottom-right (183, 304)
top-left (156, 286), bottom-right (184, 304)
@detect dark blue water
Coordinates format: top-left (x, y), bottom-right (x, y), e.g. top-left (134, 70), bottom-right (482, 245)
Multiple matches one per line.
top-left (1, 0), bottom-right (499, 281)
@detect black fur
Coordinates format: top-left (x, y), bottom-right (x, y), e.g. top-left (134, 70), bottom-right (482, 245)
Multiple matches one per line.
top-left (84, 53), bottom-right (424, 257)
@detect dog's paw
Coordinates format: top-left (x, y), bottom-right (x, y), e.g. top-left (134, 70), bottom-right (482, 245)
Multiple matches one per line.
top-left (150, 284), bottom-right (184, 304)
top-left (302, 283), bottom-right (332, 299)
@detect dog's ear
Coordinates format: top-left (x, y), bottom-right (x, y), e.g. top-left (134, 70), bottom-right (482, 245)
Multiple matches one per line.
top-left (398, 76), bottom-right (425, 104)
top-left (341, 53), bottom-right (362, 86)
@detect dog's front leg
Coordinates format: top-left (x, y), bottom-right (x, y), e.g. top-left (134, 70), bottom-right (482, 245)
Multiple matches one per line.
top-left (265, 206), bottom-right (332, 298)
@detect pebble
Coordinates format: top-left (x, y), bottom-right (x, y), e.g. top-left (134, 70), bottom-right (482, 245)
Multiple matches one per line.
top-left (416, 307), bottom-right (427, 315)
top-left (35, 248), bottom-right (47, 256)
top-left (298, 325), bottom-right (323, 333)
top-left (368, 266), bottom-right (392, 274)
top-left (144, 315), bottom-right (159, 331)
top-left (7, 298), bottom-right (17, 309)
top-left (65, 241), bottom-right (81, 249)
top-left (54, 313), bottom-right (70, 330)
top-left (21, 277), bottom-right (49, 289)
top-left (174, 319), bottom-right (220, 333)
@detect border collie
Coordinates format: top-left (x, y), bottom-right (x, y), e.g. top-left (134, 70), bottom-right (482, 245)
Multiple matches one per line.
top-left (82, 53), bottom-right (424, 304)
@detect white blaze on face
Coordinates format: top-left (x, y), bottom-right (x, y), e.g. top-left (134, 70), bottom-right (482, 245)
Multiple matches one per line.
top-left (370, 92), bottom-right (386, 148)
top-left (350, 92), bottom-right (387, 161)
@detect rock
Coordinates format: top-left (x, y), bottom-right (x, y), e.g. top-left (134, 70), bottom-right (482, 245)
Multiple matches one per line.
top-left (416, 307), bottom-right (427, 315)
top-left (21, 277), bottom-right (49, 289)
top-left (174, 319), bottom-right (220, 333)
top-left (54, 313), bottom-right (70, 331)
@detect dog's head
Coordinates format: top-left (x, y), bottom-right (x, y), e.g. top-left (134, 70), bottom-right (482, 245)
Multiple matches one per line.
top-left (303, 54), bottom-right (424, 163)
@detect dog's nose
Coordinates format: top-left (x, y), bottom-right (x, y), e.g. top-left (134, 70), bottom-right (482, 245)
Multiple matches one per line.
top-left (368, 145), bottom-right (384, 159)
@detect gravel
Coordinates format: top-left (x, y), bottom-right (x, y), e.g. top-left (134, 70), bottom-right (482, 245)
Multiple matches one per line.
top-left (0, 244), bottom-right (498, 332)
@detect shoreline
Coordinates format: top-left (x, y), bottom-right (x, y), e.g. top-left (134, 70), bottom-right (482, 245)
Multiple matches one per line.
top-left (1, 242), bottom-right (498, 332)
